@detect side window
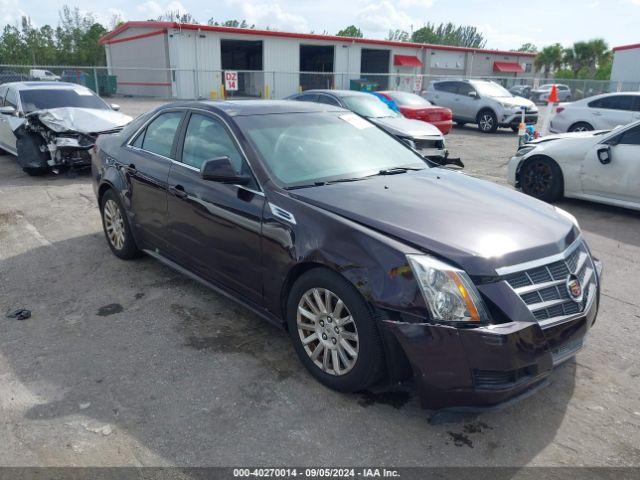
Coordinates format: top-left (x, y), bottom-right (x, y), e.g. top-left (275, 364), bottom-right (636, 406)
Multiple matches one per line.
top-left (316, 94), bottom-right (341, 106)
top-left (5, 88), bottom-right (18, 109)
top-left (139, 111), bottom-right (183, 158)
top-left (590, 95), bottom-right (634, 111)
top-left (456, 83), bottom-right (475, 96)
top-left (434, 82), bottom-right (457, 93)
top-left (181, 113), bottom-right (245, 173)
top-left (617, 125), bottom-right (640, 146)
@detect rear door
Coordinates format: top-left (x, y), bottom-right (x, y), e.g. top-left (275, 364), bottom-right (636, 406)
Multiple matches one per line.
top-left (581, 124), bottom-right (640, 203)
top-left (123, 109), bottom-right (185, 252)
top-left (0, 87), bottom-right (19, 154)
top-left (588, 95), bottom-right (636, 129)
top-left (427, 81), bottom-right (457, 109)
top-left (165, 110), bottom-right (265, 304)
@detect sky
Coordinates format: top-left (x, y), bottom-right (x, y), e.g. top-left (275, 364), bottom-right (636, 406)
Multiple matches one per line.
top-left (1, 0), bottom-right (639, 50)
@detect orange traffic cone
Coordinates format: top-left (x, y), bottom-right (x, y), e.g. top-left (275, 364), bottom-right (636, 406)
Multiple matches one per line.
top-left (548, 84), bottom-right (559, 104)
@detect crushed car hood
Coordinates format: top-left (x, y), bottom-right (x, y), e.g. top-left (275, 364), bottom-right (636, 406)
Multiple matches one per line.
top-left (26, 107), bottom-right (132, 134)
top-left (369, 116), bottom-right (443, 138)
top-left (290, 168), bottom-right (577, 276)
top-left (529, 129), bottom-right (610, 144)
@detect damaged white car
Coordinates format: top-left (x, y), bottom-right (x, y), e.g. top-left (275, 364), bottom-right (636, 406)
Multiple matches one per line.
top-left (0, 82), bottom-right (132, 175)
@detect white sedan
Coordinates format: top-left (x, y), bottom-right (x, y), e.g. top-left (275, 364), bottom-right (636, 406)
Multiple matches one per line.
top-left (507, 121), bottom-right (640, 211)
top-left (550, 92), bottom-right (640, 132)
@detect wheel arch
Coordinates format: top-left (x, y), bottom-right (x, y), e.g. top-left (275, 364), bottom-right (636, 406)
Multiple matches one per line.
top-left (476, 107), bottom-right (497, 122)
top-left (517, 154), bottom-right (565, 196)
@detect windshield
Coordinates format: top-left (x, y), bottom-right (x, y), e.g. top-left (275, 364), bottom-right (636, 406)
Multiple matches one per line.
top-left (342, 95), bottom-right (399, 118)
top-left (472, 82), bottom-right (512, 98)
top-left (385, 91), bottom-right (431, 107)
top-left (237, 112), bottom-right (427, 187)
top-left (20, 88), bottom-right (109, 113)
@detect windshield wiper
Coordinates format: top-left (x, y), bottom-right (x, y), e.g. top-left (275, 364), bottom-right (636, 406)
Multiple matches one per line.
top-left (285, 175), bottom-right (374, 190)
top-left (377, 166), bottom-right (424, 175)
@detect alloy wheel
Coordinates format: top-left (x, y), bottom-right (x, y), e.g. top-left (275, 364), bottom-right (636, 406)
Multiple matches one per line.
top-left (523, 161), bottom-right (553, 196)
top-left (479, 114), bottom-right (494, 131)
top-left (296, 288), bottom-right (359, 376)
top-left (103, 199), bottom-right (126, 250)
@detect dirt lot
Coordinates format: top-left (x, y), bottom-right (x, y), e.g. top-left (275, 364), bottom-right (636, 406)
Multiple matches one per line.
top-left (1, 97), bottom-right (639, 467)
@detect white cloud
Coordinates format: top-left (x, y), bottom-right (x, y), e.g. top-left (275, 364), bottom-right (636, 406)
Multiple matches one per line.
top-left (357, 1), bottom-right (413, 35)
top-left (477, 23), bottom-right (536, 50)
top-left (225, 1), bottom-right (309, 32)
top-left (136, 0), bottom-right (187, 19)
top-left (0, 0), bottom-right (27, 25)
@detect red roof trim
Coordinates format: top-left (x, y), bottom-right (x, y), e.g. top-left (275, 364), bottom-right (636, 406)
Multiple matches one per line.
top-left (493, 61), bottom-right (524, 73)
top-left (99, 21), bottom-right (538, 57)
top-left (613, 43), bottom-right (640, 52)
top-left (394, 55), bottom-right (423, 67)
top-left (104, 29), bottom-right (165, 45)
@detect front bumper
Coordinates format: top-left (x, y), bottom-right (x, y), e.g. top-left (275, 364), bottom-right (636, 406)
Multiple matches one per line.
top-left (384, 273), bottom-right (600, 410)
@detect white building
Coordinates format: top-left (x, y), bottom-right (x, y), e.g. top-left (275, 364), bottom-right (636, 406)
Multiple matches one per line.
top-left (611, 43), bottom-right (640, 89)
top-left (100, 21), bottom-right (537, 99)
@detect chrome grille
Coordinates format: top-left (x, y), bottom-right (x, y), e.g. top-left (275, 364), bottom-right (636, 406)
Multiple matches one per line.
top-left (501, 239), bottom-right (597, 327)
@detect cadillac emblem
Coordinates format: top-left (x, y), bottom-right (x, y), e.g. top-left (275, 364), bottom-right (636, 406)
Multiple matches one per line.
top-left (566, 274), bottom-right (583, 303)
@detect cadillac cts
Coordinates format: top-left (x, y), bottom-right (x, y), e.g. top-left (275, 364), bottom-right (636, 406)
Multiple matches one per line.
top-left (91, 100), bottom-right (602, 409)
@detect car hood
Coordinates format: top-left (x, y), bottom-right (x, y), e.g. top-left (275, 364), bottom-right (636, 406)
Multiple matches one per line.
top-left (497, 96), bottom-right (536, 109)
top-left (529, 129), bottom-right (610, 144)
top-left (289, 169), bottom-right (577, 276)
top-left (369, 116), bottom-right (443, 138)
top-left (26, 107), bottom-right (133, 134)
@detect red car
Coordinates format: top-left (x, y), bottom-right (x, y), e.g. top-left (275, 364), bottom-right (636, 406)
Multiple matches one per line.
top-left (377, 91), bottom-right (453, 135)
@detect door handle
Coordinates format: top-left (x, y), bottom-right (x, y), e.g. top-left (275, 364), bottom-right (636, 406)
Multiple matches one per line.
top-left (125, 163), bottom-right (137, 174)
top-left (592, 111), bottom-right (602, 116)
top-left (169, 184), bottom-right (188, 199)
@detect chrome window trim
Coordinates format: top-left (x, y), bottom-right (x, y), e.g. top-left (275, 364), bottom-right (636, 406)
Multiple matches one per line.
top-left (495, 235), bottom-right (583, 276)
top-left (124, 107), bottom-right (187, 151)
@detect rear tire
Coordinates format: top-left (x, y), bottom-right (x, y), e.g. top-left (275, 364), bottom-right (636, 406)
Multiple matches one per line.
top-left (520, 156), bottom-right (563, 202)
top-left (568, 122), bottom-right (593, 132)
top-left (477, 109), bottom-right (498, 133)
top-left (100, 189), bottom-right (141, 260)
top-left (286, 268), bottom-right (384, 393)
top-left (455, 121), bottom-right (466, 127)
top-left (23, 167), bottom-right (48, 176)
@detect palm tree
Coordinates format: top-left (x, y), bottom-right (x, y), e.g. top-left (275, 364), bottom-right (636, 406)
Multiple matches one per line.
top-left (535, 43), bottom-right (563, 78)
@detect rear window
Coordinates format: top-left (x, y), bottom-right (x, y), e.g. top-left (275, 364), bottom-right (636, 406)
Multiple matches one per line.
top-left (20, 88), bottom-right (109, 113)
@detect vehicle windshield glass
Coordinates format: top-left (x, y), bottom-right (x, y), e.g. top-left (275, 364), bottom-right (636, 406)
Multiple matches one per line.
top-left (342, 95), bottom-right (399, 118)
top-left (236, 112), bottom-right (428, 187)
top-left (20, 88), bottom-right (109, 113)
top-left (473, 82), bottom-right (512, 98)
top-left (385, 92), bottom-right (431, 107)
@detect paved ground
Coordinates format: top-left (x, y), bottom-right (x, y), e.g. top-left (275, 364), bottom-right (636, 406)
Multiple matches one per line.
top-left (0, 98), bottom-right (639, 467)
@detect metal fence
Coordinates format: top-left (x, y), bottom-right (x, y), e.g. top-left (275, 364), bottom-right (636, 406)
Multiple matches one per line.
top-left (1, 63), bottom-right (638, 102)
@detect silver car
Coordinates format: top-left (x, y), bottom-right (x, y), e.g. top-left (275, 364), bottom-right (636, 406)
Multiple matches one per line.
top-left (425, 79), bottom-right (538, 133)
top-left (550, 92), bottom-right (640, 133)
top-left (530, 83), bottom-right (572, 104)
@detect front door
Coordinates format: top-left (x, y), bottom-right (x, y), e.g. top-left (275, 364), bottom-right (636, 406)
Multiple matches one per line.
top-left (165, 111), bottom-right (265, 304)
top-left (455, 82), bottom-right (479, 120)
top-left (581, 124), bottom-right (640, 204)
top-left (123, 109), bottom-right (185, 252)
top-left (589, 95), bottom-right (636, 130)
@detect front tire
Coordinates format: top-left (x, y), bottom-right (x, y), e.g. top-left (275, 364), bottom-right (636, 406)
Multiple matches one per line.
top-left (286, 268), bottom-right (384, 393)
top-left (100, 189), bottom-right (141, 259)
top-left (569, 122), bottom-right (593, 132)
top-left (477, 110), bottom-right (498, 133)
top-left (520, 156), bottom-right (563, 202)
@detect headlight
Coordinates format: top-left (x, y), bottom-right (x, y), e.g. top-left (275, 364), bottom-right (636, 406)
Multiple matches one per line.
top-left (515, 146), bottom-right (535, 157)
top-left (554, 206), bottom-right (580, 229)
top-left (407, 255), bottom-right (491, 323)
top-left (402, 137), bottom-right (416, 149)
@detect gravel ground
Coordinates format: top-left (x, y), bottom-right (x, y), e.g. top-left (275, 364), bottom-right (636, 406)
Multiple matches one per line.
top-left (0, 97), bottom-right (639, 467)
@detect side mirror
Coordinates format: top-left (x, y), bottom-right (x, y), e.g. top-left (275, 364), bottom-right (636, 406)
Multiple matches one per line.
top-left (597, 146), bottom-right (611, 165)
top-left (0, 105), bottom-right (16, 115)
top-left (200, 156), bottom-right (251, 185)
top-left (110, 103), bottom-right (120, 111)
top-left (467, 91), bottom-right (478, 99)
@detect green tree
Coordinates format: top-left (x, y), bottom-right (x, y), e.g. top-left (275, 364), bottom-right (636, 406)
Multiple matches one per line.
top-left (411, 22), bottom-right (486, 48)
top-left (155, 10), bottom-right (198, 23)
top-left (517, 42), bottom-right (537, 53)
top-left (207, 19), bottom-right (255, 28)
top-left (387, 29), bottom-right (409, 42)
top-left (535, 43), bottom-right (563, 77)
top-left (336, 25), bottom-right (363, 38)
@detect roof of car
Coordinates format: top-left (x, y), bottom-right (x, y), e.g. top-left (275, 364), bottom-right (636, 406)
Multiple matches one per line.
top-left (3, 81), bottom-right (87, 90)
top-left (298, 89), bottom-right (374, 98)
top-left (158, 99), bottom-right (346, 116)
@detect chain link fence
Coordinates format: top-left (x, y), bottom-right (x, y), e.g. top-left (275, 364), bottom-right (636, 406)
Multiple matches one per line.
top-left (1, 64), bottom-right (638, 102)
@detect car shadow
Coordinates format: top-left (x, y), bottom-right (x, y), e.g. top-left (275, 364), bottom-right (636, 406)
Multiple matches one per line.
top-left (0, 232), bottom-right (577, 466)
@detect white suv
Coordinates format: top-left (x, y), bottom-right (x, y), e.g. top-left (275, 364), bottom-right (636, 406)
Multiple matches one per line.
top-left (425, 79), bottom-right (538, 133)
